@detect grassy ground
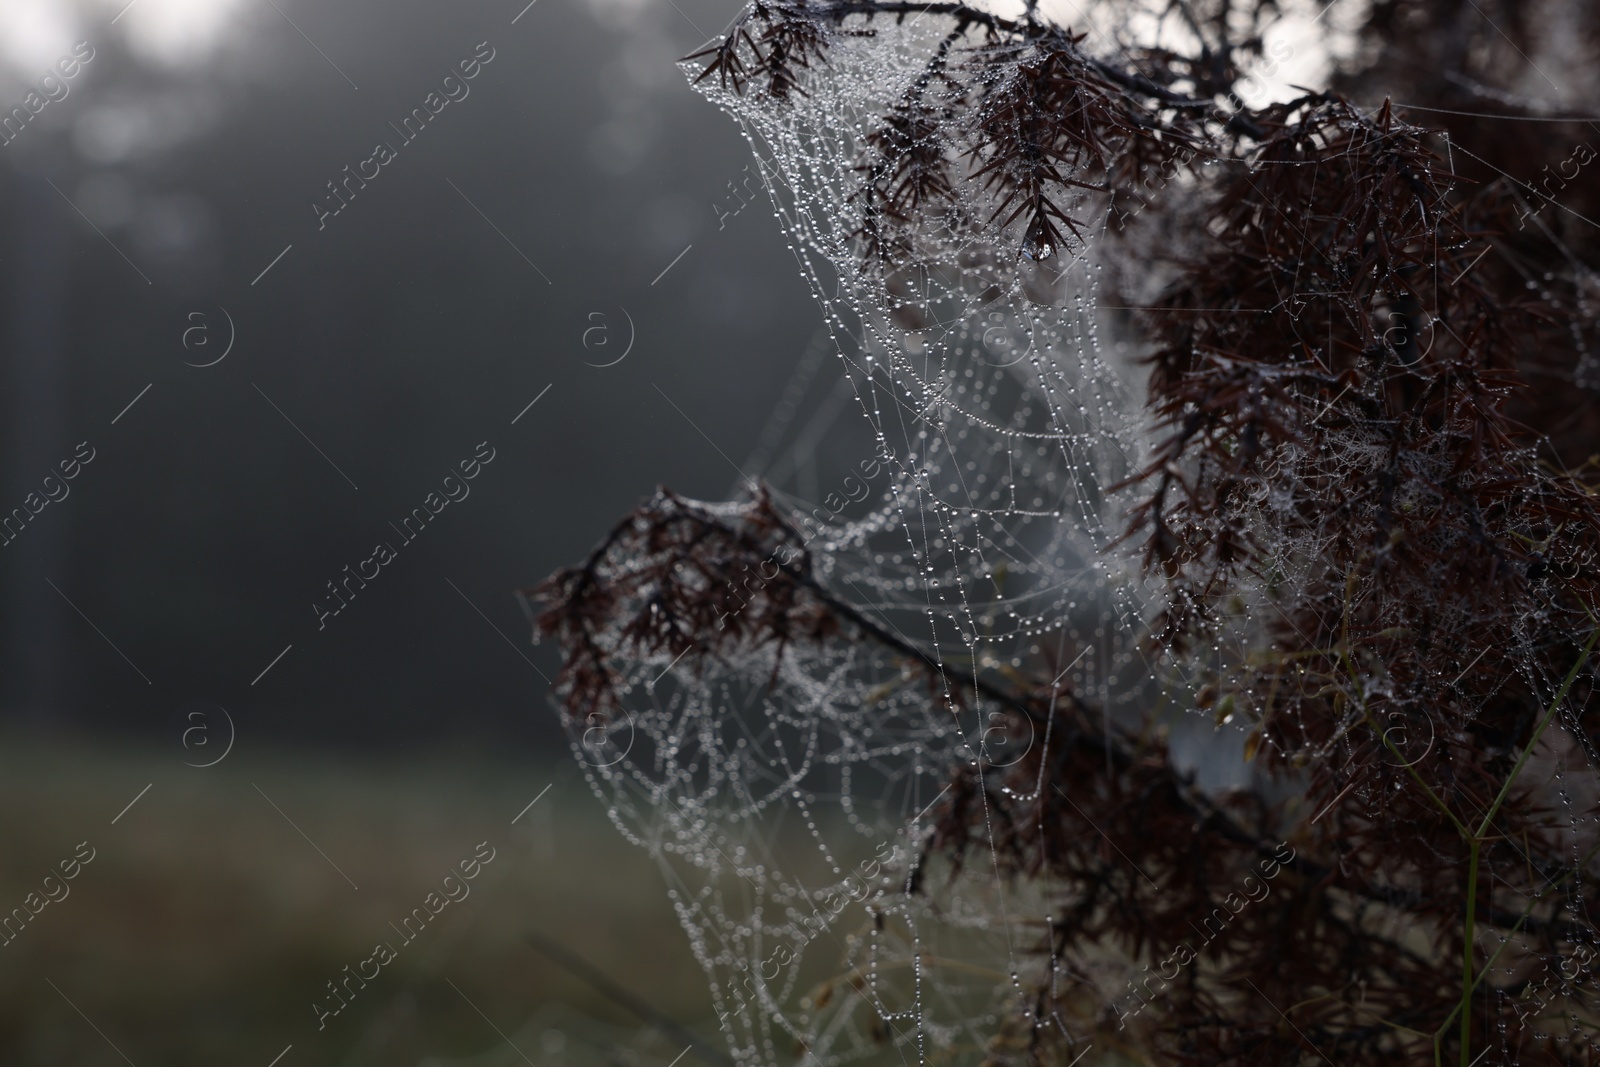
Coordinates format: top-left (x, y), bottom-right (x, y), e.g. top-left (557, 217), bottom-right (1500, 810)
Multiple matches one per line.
top-left (0, 734), bottom-right (717, 1067)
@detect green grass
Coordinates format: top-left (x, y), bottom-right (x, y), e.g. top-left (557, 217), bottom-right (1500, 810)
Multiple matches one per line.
top-left (0, 734), bottom-right (715, 1067)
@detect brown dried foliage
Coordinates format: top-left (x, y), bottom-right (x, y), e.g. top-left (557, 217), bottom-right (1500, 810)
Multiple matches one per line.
top-left (541, 1), bottom-right (1600, 1063)
top-left (533, 488), bottom-right (836, 723)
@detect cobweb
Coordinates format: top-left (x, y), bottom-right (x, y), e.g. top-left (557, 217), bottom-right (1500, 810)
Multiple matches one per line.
top-left (566, 17), bottom-right (1163, 1067)
top-left (554, 7), bottom-right (1600, 1062)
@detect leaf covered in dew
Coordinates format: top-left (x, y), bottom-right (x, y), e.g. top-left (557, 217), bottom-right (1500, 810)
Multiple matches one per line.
top-left (539, 0), bottom-right (1600, 1063)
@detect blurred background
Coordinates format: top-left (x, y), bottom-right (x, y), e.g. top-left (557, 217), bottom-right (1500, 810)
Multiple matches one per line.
top-left (0, 0), bottom-right (846, 1061)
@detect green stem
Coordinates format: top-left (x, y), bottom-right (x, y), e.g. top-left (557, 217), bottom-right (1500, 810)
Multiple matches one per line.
top-left (1391, 621), bottom-right (1596, 1064)
top-left (1454, 625), bottom-right (1596, 1065)
top-left (1474, 625), bottom-right (1600, 840)
top-left (1433, 736), bottom-right (1600, 1065)
top-left (1459, 838), bottom-right (1480, 1067)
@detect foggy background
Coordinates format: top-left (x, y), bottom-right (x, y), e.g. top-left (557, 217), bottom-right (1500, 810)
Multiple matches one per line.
top-left (0, 0), bottom-right (853, 1062)
top-left (0, 0), bottom-right (835, 747)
